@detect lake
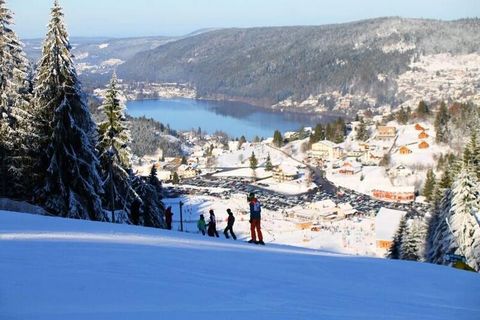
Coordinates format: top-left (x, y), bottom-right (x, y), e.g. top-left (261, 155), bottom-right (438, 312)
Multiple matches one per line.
top-left (126, 98), bottom-right (337, 140)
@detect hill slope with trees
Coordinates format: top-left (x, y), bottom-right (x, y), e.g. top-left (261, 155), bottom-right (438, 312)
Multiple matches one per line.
top-left (118, 17), bottom-right (480, 112)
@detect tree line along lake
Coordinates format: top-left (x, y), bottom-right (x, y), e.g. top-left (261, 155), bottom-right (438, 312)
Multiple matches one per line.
top-left (126, 98), bottom-right (339, 140)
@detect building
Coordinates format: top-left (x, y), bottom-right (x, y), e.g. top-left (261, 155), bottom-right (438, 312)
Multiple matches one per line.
top-left (399, 146), bottom-right (412, 155)
top-left (391, 165), bottom-right (413, 178)
top-left (415, 124), bottom-right (425, 131)
top-left (358, 143), bottom-right (370, 152)
top-left (419, 141), bottom-right (430, 149)
top-left (294, 199), bottom-right (339, 221)
top-left (362, 148), bottom-right (384, 166)
top-left (309, 199), bottom-right (337, 211)
top-left (337, 161), bottom-right (362, 175)
top-left (346, 149), bottom-right (365, 158)
top-left (371, 185), bottom-right (415, 203)
top-left (177, 164), bottom-right (198, 179)
top-left (337, 202), bottom-right (356, 217)
top-left (272, 165), bottom-right (298, 182)
top-left (375, 207), bottom-right (407, 249)
top-left (418, 131), bottom-right (429, 139)
top-left (376, 126), bottom-right (397, 141)
top-left (309, 140), bottom-right (343, 161)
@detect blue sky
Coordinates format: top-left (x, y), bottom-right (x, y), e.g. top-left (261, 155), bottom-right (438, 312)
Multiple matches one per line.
top-left (8, 0), bottom-right (480, 39)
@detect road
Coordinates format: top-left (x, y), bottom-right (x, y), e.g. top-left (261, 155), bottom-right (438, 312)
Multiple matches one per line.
top-left (265, 144), bottom-right (337, 195)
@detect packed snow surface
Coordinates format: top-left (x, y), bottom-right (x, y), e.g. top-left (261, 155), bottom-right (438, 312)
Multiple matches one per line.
top-left (1, 211), bottom-right (479, 320)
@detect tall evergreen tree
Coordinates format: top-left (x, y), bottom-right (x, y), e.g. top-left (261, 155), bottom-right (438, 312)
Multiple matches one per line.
top-left (98, 73), bottom-right (132, 170)
top-left (273, 130), bottom-right (283, 148)
top-left (97, 73), bottom-right (136, 215)
top-left (131, 174), bottom-right (165, 228)
top-left (32, 0), bottom-right (104, 220)
top-left (148, 164), bottom-right (162, 193)
top-left (333, 117), bottom-right (346, 143)
top-left (0, 0), bottom-right (32, 197)
top-left (172, 172), bottom-right (179, 184)
top-left (396, 107), bottom-right (409, 125)
top-left (435, 102), bottom-right (450, 144)
top-left (237, 135), bottom-right (246, 150)
top-left (401, 219), bottom-right (427, 261)
top-left (422, 169), bottom-right (436, 202)
top-left (265, 153), bottom-right (273, 171)
top-left (249, 152), bottom-right (258, 170)
top-left (447, 166), bottom-right (480, 271)
top-left (325, 123), bottom-right (334, 141)
top-left (464, 132), bottom-right (480, 178)
top-left (426, 189), bottom-right (453, 264)
top-left (355, 118), bottom-right (369, 141)
top-left (387, 216), bottom-right (408, 259)
top-left (416, 100), bottom-right (430, 118)
top-left (310, 123), bottom-right (325, 144)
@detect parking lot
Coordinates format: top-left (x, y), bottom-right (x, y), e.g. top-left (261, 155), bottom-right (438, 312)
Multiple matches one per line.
top-left (163, 172), bottom-right (431, 219)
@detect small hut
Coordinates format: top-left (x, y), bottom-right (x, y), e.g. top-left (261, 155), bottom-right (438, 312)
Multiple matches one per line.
top-left (418, 131), bottom-right (429, 139)
top-left (399, 146), bottom-right (412, 155)
top-left (419, 141), bottom-right (430, 149)
top-left (415, 124), bottom-right (425, 131)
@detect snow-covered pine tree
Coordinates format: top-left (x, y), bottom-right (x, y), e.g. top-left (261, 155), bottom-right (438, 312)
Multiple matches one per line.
top-left (32, 0), bottom-right (104, 220)
top-left (131, 174), bottom-right (165, 228)
top-left (97, 73), bottom-right (136, 215)
top-left (0, 0), bottom-right (33, 197)
top-left (172, 172), bottom-right (179, 185)
top-left (426, 188), bottom-right (453, 265)
top-left (447, 165), bottom-right (480, 271)
top-left (464, 132), bottom-right (480, 179)
top-left (249, 151), bottom-right (258, 170)
top-left (265, 153), bottom-right (273, 171)
top-left (401, 219), bottom-right (427, 261)
top-left (98, 73), bottom-right (131, 170)
top-left (422, 168), bottom-right (436, 203)
top-left (387, 216), bottom-right (408, 259)
top-left (148, 164), bottom-right (162, 194)
top-left (355, 118), bottom-right (369, 141)
top-left (435, 101), bottom-right (450, 144)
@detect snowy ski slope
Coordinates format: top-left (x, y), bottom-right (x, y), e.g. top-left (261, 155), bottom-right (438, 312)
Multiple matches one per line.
top-left (0, 210), bottom-right (479, 320)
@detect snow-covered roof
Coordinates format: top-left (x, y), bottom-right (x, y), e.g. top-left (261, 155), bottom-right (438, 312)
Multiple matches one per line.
top-left (342, 161), bottom-right (362, 169)
top-left (338, 203), bottom-right (356, 215)
top-left (284, 132), bottom-right (297, 139)
top-left (310, 199), bottom-right (337, 210)
top-left (372, 185), bottom-right (415, 193)
top-left (375, 207), bottom-right (407, 241)
top-left (314, 140), bottom-right (338, 148)
top-left (278, 165), bottom-right (298, 176)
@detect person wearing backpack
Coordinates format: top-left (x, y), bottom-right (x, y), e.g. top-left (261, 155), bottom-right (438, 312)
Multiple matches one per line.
top-left (197, 214), bottom-right (207, 236)
top-left (207, 210), bottom-right (219, 237)
top-left (224, 209), bottom-right (237, 240)
top-left (248, 192), bottom-right (264, 245)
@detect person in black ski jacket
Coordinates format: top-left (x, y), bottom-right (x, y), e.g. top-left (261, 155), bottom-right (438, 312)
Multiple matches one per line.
top-left (224, 209), bottom-right (237, 240)
top-left (207, 210), bottom-right (219, 237)
top-left (164, 206), bottom-right (173, 230)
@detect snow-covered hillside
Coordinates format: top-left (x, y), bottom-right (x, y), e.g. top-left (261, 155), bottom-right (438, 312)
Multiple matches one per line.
top-left (1, 211), bottom-right (479, 320)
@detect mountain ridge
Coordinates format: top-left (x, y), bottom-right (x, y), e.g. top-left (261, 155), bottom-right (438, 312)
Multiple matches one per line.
top-left (116, 17), bottom-right (480, 113)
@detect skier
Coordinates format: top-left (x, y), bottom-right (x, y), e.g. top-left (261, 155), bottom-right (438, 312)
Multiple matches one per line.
top-left (248, 192), bottom-right (264, 245)
top-left (164, 206), bottom-right (173, 230)
top-left (224, 209), bottom-right (237, 240)
top-left (207, 210), bottom-right (219, 237)
top-left (197, 214), bottom-right (207, 236)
